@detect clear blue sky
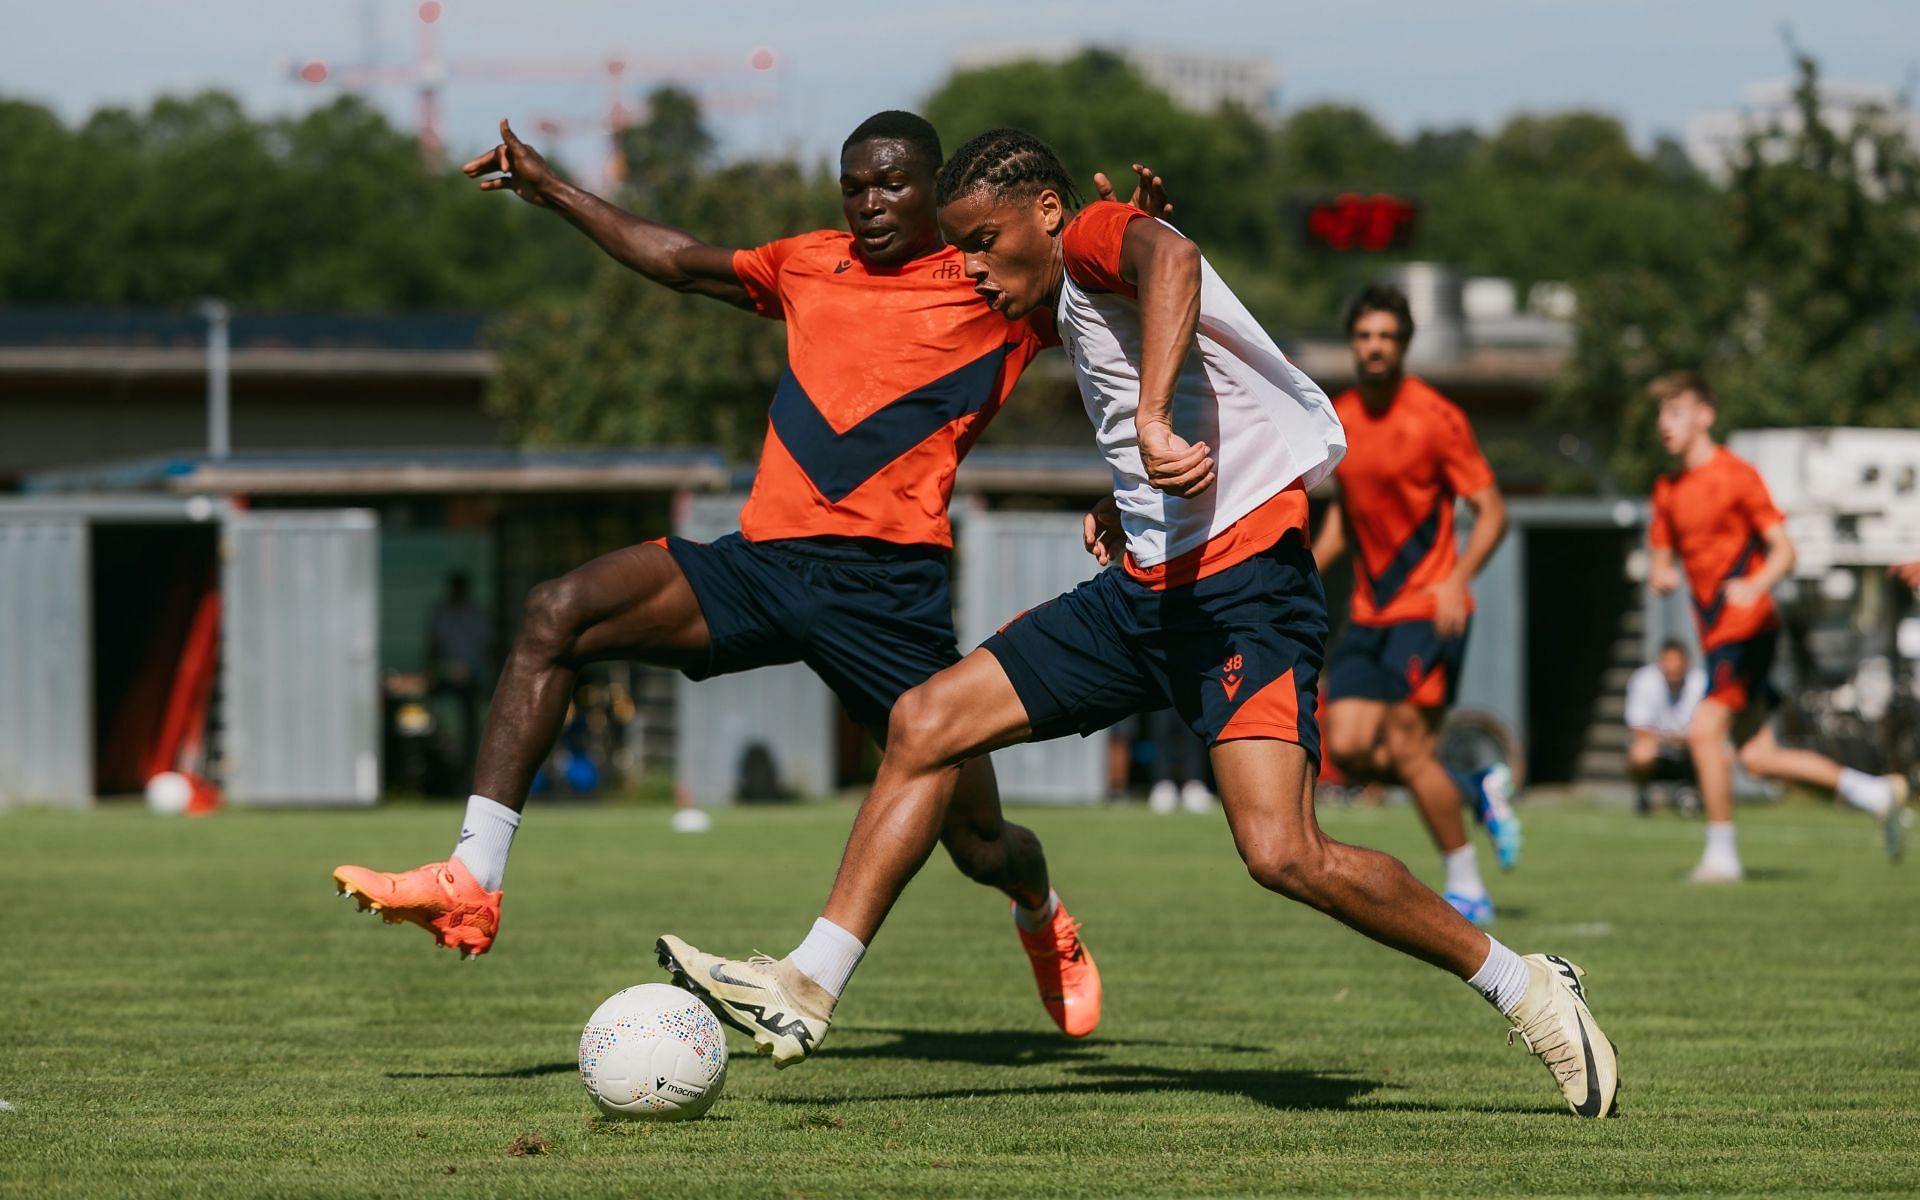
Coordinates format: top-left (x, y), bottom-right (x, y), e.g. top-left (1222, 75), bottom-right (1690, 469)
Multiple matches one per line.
top-left (9, 0), bottom-right (1916, 171)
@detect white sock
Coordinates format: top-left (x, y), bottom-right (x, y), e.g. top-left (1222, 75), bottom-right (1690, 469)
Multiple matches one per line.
top-left (1012, 888), bottom-right (1060, 932)
top-left (1467, 935), bottom-right (1530, 1016)
top-left (1443, 845), bottom-right (1487, 899)
top-left (1836, 768), bottom-right (1894, 817)
top-left (788, 917), bottom-right (865, 999)
top-left (1703, 821), bottom-right (1740, 870)
top-left (450, 794), bottom-right (520, 892)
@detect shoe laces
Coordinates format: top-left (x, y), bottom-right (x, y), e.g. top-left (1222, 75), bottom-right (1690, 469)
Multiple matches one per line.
top-left (1032, 915), bottom-right (1085, 961)
top-left (1508, 1015), bottom-right (1579, 1084)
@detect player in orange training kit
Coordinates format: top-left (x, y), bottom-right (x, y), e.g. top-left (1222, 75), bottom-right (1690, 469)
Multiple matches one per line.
top-left (333, 111), bottom-right (1167, 1042)
top-left (1647, 370), bottom-right (1910, 881)
top-left (1313, 284), bottom-right (1519, 926)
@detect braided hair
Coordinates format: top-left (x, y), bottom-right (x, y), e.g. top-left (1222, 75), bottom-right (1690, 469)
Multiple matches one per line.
top-left (935, 127), bottom-right (1083, 210)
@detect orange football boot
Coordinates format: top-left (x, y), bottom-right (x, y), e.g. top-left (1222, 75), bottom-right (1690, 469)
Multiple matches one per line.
top-left (1015, 895), bottom-right (1101, 1037)
top-left (332, 858), bottom-right (501, 959)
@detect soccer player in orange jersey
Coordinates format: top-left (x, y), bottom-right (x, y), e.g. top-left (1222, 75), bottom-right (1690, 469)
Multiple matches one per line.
top-left (1648, 372), bottom-right (1910, 880)
top-left (1312, 285), bottom-right (1519, 925)
top-left (331, 113), bottom-right (1164, 1040)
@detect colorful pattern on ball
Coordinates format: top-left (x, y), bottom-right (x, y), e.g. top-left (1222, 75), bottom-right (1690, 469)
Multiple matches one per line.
top-left (578, 984), bottom-right (727, 1119)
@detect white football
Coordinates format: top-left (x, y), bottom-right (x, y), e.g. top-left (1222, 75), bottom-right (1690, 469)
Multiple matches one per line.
top-left (578, 983), bottom-right (728, 1120)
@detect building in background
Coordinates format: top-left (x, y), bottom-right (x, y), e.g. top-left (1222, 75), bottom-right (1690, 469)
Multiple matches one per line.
top-left (953, 43), bottom-right (1280, 118)
top-left (1686, 79), bottom-right (1920, 184)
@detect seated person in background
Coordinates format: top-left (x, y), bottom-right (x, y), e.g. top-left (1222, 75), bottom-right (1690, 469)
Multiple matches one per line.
top-left (1624, 639), bottom-right (1705, 815)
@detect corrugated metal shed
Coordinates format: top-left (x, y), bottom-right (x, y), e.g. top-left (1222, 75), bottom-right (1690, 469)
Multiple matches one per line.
top-left (672, 496), bottom-right (836, 806)
top-left (0, 514), bottom-right (91, 808)
top-left (956, 509), bottom-right (1106, 804)
top-left (221, 510), bottom-right (381, 806)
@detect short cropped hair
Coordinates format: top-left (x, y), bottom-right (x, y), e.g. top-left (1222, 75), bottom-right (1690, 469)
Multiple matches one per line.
top-left (842, 111), bottom-right (942, 172)
top-left (1344, 283), bottom-right (1415, 343)
top-left (1658, 638), bottom-right (1689, 658)
top-left (1649, 370), bottom-right (1714, 407)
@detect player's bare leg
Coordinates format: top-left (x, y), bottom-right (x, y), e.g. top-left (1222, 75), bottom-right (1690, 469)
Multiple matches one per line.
top-left (334, 542), bottom-right (712, 955)
top-left (823, 653), bottom-right (1038, 941)
top-left (1383, 703), bottom-right (1471, 853)
top-left (1734, 722), bottom-right (1910, 861)
top-left (1210, 737), bottom-right (1617, 1117)
top-left (472, 542), bottom-right (711, 811)
top-left (1685, 700), bottom-right (1742, 880)
top-left (940, 755), bottom-right (1051, 910)
top-left (1323, 698), bottom-right (1388, 783)
top-left (1211, 738), bottom-right (1483, 972)
top-left (1327, 698), bottom-right (1498, 922)
top-left (660, 650), bottom-right (1101, 1053)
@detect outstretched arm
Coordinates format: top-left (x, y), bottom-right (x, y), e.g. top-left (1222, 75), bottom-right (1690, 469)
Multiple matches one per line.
top-left (465, 119), bottom-right (754, 310)
top-left (1118, 219), bottom-right (1213, 497)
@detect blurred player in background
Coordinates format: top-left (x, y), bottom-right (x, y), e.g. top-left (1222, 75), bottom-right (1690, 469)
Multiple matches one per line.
top-left (1624, 638), bottom-right (1705, 815)
top-left (661, 129), bottom-right (1620, 1119)
top-left (334, 111), bottom-right (1169, 1042)
top-left (1648, 371), bottom-right (1910, 880)
top-left (1312, 284), bottom-right (1520, 925)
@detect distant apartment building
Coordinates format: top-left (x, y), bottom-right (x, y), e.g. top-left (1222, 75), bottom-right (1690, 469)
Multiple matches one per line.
top-left (1686, 79), bottom-right (1920, 183)
top-left (953, 42), bottom-right (1279, 118)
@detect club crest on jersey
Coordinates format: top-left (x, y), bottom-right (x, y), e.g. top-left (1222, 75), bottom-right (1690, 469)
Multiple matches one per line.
top-left (1220, 652), bottom-right (1245, 701)
top-left (931, 259), bottom-right (962, 280)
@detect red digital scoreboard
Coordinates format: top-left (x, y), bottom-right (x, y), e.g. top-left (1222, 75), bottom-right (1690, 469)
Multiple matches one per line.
top-left (1301, 193), bottom-right (1420, 252)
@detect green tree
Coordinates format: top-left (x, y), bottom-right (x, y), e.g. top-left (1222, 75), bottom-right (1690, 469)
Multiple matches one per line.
top-left (484, 102), bottom-right (839, 459)
top-left (0, 90), bottom-right (595, 308)
top-left (1556, 55), bottom-right (1920, 490)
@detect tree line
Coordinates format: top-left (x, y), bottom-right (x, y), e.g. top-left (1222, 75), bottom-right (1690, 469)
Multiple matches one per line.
top-left (4, 51), bottom-right (1914, 487)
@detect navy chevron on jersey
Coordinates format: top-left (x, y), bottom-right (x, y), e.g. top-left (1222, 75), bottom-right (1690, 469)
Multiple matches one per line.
top-left (731, 230), bottom-right (1051, 547)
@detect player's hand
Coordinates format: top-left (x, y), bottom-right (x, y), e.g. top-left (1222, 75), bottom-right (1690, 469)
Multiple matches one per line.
top-left (1138, 421), bottom-right (1214, 498)
top-left (1092, 163), bottom-right (1174, 220)
top-left (463, 119), bottom-right (557, 205)
top-left (1649, 558), bottom-right (1680, 595)
top-left (1083, 495), bottom-right (1124, 566)
top-left (1722, 576), bottom-right (1767, 609)
top-left (1890, 562), bottom-right (1920, 589)
top-left (1429, 576), bottom-right (1471, 639)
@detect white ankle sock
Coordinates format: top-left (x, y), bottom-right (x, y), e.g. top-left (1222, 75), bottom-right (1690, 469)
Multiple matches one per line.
top-left (1012, 889), bottom-right (1060, 932)
top-left (451, 794), bottom-right (520, 892)
top-left (1836, 768), bottom-right (1894, 817)
top-left (1702, 821), bottom-right (1740, 871)
top-left (1443, 845), bottom-right (1487, 898)
top-left (1467, 935), bottom-right (1530, 1016)
top-left (789, 917), bottom-right (865, 999)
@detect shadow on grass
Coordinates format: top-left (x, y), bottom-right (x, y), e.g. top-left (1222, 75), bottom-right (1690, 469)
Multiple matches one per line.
top-left (388, 1062), bottom-right (576, 1080)
top-left (766, 1062), bottom-right (1447, 1113)
top-left (825, 1027), bottom-right (1268, 1068)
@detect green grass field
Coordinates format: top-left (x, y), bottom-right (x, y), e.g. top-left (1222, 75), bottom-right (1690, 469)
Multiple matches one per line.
top-left (2, 799), bottom-right (1915, 1197)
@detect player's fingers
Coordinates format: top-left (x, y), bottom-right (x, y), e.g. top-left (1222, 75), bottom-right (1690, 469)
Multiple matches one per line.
top-left (500, 117), bottom-right (521, 146)
top-left (1092, 171), bottom-right (1115, 201)
top-left (462, 149), bottom-right (496, 176)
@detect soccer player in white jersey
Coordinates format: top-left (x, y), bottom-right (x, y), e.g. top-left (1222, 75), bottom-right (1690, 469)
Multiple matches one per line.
top-left (656, 130), bottom-right (1619, 1118)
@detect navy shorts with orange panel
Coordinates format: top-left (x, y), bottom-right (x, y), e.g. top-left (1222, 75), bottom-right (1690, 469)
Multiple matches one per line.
top-left (983, 531), bottom-right (1326, 762)
top-left (664, 533), bottom-right (961, 731)
top-left (1703, 629), bottom-right (1777, 713)
top-left (1324, 617), bottom-right (1470, 709)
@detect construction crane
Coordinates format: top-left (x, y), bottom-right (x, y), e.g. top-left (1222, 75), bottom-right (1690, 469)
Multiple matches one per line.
top-left (292, 1), bottom-right (779, 174)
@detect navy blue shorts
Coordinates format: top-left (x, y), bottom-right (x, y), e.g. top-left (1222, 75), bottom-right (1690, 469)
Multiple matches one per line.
top-left (1324, 617), bottom-right (1470, 709)
top-left (665, 533), bottom-right (960, 731)
top-left (983, 531), bottom-right (1325, 762)
top-left (1704, 629), bottom-right (1777, 713)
